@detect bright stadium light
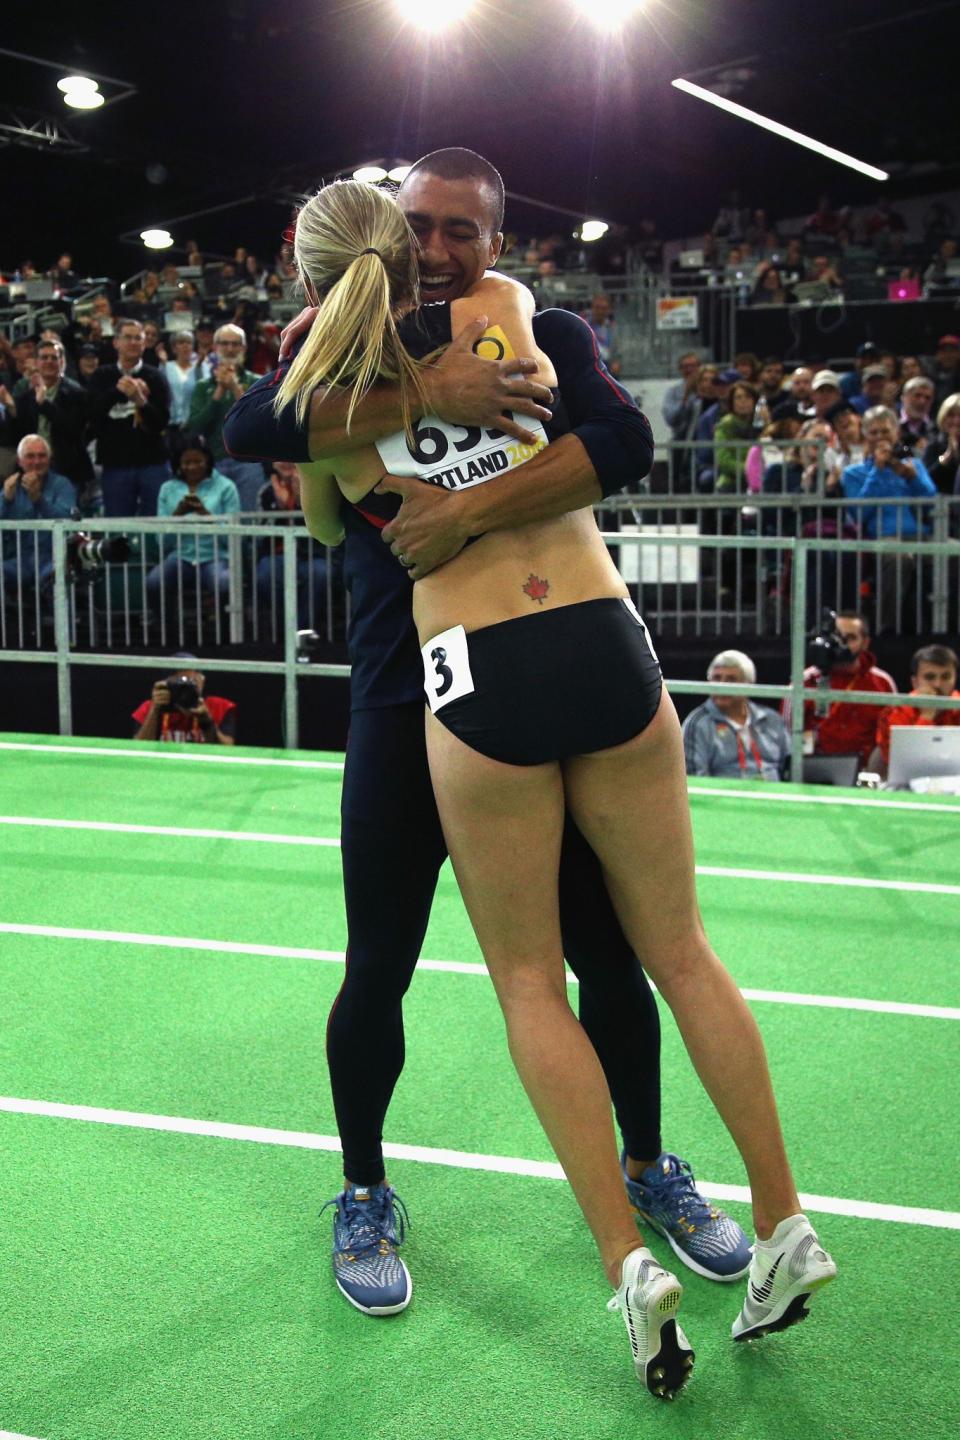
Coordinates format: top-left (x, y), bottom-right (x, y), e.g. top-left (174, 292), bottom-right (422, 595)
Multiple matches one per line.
top-left (58, 75), bottom-right (105, 109)
top-left (63, 89), bottom-right (105, 109)
top-left (571, 0), bottom-right (644, 30)
top-left (580, 220), bottom-right (609, 242)
top-left (353, 165), bottom-right (388, 183)
top-left (672, 78), bottom-right (889, 182)
top-left (140, 228), bottom-right (174, 250)
top-left (396, 0), bottom-right (474, 34)
top-left (388, 164), bottom-right (413, 182)
top-left (57, 74), bottom-right (99, 94)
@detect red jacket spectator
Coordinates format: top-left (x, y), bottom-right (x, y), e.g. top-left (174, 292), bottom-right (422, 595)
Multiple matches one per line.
top-left (782, 614), bottom-right (894, 764)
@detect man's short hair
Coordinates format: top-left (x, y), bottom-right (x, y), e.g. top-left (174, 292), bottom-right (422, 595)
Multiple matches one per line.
top-left (911, 644), bottom-right (958, 675)
top-left (837, 610), bottom-right (870, 637)
top-left (403, 147), bottom-right (506, 234)
top-left (708, 649), bottom-right (756, 684)
top-left (16, 433), bottom-right (51, 461)
top-left (37, 338), bottom-right (65, 360)
top-left (903, 375), bottom-right (934, 396)
top-left (116, 318), bottom-right (144, 337)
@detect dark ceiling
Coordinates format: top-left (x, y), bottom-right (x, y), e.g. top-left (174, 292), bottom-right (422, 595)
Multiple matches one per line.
top-left (5, 0), bottom-right (959, 277)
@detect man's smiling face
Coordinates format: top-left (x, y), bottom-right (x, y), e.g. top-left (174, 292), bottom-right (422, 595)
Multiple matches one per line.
top-left (398, 170), bottom-right (502, 304)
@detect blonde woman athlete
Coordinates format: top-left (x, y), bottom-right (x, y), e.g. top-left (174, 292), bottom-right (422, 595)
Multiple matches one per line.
top-left (276, 179), bottom-right (836, 1400)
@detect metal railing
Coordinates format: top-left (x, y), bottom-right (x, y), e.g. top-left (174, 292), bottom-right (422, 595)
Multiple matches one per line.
top-left (606, 492), bottom-right (959, 638)
top-left (2, 516), bottom-right (959, 770)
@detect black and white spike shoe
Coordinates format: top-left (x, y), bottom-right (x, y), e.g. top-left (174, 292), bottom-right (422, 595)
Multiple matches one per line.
top-left (608, 1246), bottom-right (695, 1399)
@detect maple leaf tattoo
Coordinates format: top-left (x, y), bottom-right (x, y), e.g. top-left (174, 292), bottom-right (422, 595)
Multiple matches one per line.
top-left (522, 573), bottom-right (550, 605)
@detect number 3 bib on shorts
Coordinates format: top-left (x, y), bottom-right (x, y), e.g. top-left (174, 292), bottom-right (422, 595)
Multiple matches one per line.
top-left (421, 624), bottom-right (475, 714)
top-left (375, 325), bottom-right (549, 491)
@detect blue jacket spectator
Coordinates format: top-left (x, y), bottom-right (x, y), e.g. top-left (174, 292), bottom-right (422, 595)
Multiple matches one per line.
top-left (682, 650), bottom-right (790, 781)
top-left (1, 434), bottom-right (76, 586)
top-left (841, 451), bottom-right (936, 537)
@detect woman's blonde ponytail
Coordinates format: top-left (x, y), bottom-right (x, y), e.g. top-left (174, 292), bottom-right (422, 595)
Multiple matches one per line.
top-left (274, 180), bottom-right (430, 439)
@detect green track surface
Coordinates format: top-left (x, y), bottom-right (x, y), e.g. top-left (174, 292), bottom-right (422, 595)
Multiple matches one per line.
top-left (1, 732), bottom-right (959, 1440)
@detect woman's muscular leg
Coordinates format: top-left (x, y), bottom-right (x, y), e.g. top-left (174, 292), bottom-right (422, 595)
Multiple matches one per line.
top-left (425, 711), bottom-right (640, 1282)
top-left (563, 692), bottom-right (800, 1239)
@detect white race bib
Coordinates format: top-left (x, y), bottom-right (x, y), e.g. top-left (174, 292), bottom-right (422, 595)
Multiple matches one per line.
top-left (421, 624), bottom-right (475, 713)
top-left (376, 323), bottom-right (548, 489)
top-left (377, 415), bottom-right (547, 491)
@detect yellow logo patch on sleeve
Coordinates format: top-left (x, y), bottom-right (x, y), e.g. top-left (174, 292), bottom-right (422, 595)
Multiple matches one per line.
top-left (472, 324), bottom-right (515, 363)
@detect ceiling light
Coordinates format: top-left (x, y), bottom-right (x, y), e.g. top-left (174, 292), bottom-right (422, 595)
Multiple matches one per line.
top-left (396, 1), bottom-right (474, 33)
top-left (353, 165), bottom-right (388, 183)
top-left (63, 89), bottom-right (105, 110)
top-left (580, 220), bottom-right (609, 243)
top-left (671, 78), bottom-right (889, 182)
top-left (388, 164), bottom-right (413, 183)
top-left (140, 229), bottom-right (174, 250)
top-left (571, 0), bottom-right (644, 29)
top-left (57, 75), bottom-right (99, 94)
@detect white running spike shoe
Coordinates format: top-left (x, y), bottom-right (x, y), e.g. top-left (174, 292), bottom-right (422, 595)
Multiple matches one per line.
top-left (608, 1246), bottom-right (695, 1399)
top-left (732, 1213), bottom-right (837, 1342)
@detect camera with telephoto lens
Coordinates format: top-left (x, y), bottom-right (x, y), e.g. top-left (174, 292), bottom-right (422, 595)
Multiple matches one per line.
top-left (167, 675), bottom-right (199, 711)
top-left (66, 532), bottom-right (131, 582)
top-left (807, 608), bottom-right (853, 673)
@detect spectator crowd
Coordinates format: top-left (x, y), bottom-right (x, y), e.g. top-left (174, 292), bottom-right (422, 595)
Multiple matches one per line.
top-left (0, 239), bottom-right (336, 630)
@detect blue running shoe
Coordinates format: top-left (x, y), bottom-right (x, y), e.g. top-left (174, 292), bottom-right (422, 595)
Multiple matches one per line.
top-left (321, 1182), bottom-right (412, 1315)
top-left (622, 1152), bottom-right (752, 1283)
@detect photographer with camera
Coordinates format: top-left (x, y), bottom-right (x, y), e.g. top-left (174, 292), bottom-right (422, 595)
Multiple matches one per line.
top-left (1, 434), bottom-right (76, 592)
top-left (841, 406), bottom-right (937, 539)
top-left (132, 659), bottom-right (236, 744)
top-left (783, 610), bottom-right (895, 767)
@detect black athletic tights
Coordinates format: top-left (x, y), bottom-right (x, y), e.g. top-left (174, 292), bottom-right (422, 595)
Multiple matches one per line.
top-left (328, 702), bottom-right (663, 1186)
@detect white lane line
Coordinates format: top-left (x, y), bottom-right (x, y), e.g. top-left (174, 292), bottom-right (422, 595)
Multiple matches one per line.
top-left (3, 742), bottom-right (958, 812)
top-left (690, 785), bottom-right (960, 815)
top-left (3, 818), bottom-right (957, 900)
top-left (0, 1432), bottom-right (45, 1439)
top-left (2, 923), bottom-right (958, 1020)
top-left (2, 1095), bottom-right (956, 1231)
top-left (0, 741), bottom-right (343, 771)
top-left (696, 864), bottom-right (960, 898)
top-left (0, 817), bottom-right (339, 848)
